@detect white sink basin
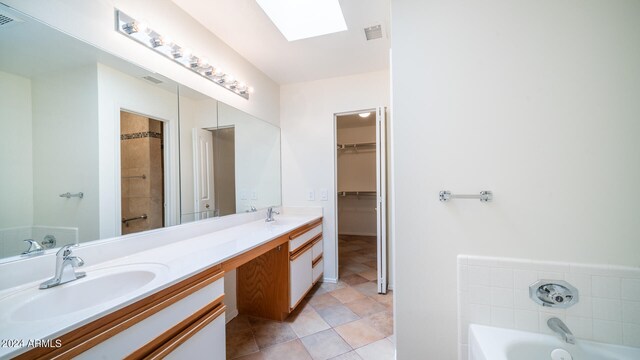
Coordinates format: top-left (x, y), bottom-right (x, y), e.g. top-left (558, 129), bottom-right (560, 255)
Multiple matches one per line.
top-left (267, 217), bottom-right (314, 229)
top-left (1, 263), bottom-right (168, 323)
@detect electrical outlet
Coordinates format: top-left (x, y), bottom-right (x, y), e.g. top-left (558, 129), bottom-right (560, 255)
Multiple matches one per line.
top-left (320, 188), bottom-right (328, 201)
top-left (307, 189), bottom-right (315, 201)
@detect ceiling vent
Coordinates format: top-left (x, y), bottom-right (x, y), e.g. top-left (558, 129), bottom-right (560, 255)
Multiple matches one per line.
top-left (364, 25), bottom-right (383, 41)
top-left (0, 9), bottom-right (23, 29)
top-left (142, 75), bottom-right (163, 84)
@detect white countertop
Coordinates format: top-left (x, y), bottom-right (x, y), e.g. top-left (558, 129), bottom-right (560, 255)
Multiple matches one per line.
top-left (0, 214), bottom-right (321, 358)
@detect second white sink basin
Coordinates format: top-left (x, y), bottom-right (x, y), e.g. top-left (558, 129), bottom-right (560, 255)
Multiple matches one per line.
top-left (2, 263), bottom-right (168, 323)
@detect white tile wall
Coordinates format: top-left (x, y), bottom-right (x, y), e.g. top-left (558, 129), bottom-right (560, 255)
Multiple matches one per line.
top-left (457, 255), bottom-right (640, 360)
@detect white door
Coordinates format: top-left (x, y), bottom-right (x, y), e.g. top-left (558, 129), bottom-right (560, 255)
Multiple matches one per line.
top-left (193, 128), bottom-right (214, 220)
top-left (376, 107), bottom-right (388, 294)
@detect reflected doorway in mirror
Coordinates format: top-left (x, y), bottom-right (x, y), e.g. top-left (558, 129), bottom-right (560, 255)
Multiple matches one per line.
top-left (120, 111), bottom-right (166, 235)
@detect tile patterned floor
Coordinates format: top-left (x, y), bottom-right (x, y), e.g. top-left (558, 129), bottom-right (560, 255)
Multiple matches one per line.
top-left (226, 235), bottom-right (394, 360)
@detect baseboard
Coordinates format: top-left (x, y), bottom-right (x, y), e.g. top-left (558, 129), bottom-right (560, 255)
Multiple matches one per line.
top-left (338, 232), bottom-right (377, 237)
top-left (322, 276), bottom-right (338, 284)
top-left (387, 283), bottom-right (394, 291)
top-left (225, 308), bottom-right (239, 324)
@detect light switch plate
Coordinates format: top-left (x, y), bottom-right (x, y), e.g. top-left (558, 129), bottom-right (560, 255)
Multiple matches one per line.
top-left (240, 190), bottom-right (248, 200)
top-left (320, 189), bottom-right (328, 201)
top-left (307, 189), bottom-right (315, 201)
top-left (251, 191), bottom-right (257, 200)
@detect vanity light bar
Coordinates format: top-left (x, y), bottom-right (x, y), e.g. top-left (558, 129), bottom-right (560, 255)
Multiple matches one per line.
top-left (115, 10), bottom-right (253, 99)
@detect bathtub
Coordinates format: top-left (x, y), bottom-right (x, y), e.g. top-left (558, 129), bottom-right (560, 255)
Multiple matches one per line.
top-left (469, 324), bottom-right (640, 360)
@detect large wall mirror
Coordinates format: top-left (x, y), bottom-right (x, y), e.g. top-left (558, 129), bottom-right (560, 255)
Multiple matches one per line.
top-left (0, 5), bottom-right (281, 263)
top-left (178, 88), bottom-right (282, 222)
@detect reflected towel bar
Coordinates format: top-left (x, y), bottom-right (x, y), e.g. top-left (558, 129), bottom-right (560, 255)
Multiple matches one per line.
top-left (59, 192), bottom-right (84, 199)
top-left (439, 191), bottom-right (493, 202)
top-left (122, 174), bottom-right (146, 179)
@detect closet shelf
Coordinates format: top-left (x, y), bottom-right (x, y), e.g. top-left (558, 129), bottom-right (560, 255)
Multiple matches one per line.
top-left (338, 191), bottom-right (377, 198)
top-left (337, 142), bottom-right (376, 150)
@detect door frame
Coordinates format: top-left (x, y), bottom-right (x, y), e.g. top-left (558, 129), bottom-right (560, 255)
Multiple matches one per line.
top-left (333, 107), bottom-right (387, 292)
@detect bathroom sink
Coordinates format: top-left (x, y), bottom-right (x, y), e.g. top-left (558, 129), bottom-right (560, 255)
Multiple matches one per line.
top-left (2, 263), bottom-right (168, 323)
top-left (266, 217), bottom-right (311, 229)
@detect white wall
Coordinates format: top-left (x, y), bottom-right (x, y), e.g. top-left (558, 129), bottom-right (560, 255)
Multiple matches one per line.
top-left (31, 65), bottom-right (99, 244)
top-left (391, 1), bottom-right (640, 358)
top-left (3, 0), bottom-right (280, 125)
top-left (218, 103), bottom-right (282, 213)
top-left (0, 71), bottom-right (33, 229)
top-left (97, 63), bottom-right (180, 239)
top-left (280, 70), bottom-right (390, 282)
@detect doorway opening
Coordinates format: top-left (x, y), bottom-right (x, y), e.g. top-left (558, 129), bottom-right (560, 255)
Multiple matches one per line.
top-left (120, 110), bottom-right (165, 235)
top-left (212, 126), bottom-right (236, 216)
top-left (192, 126), bottom-right (237, 220)
top-left (335, 108), bottom-right (389, 294)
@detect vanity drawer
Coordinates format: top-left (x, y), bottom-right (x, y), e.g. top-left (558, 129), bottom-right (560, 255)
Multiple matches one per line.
top-left (312, 237), bottom-right (323, 261)
top-left (290, 246), bottom-right (313, 310)
top-left (289, 220), bottom-right (322, 253)
top-left (163, 307), bottom-right (225, 360)
top-left (312, 256), bottom-right (323, 284)
top-left (75, 273), bottom-right (224, 360)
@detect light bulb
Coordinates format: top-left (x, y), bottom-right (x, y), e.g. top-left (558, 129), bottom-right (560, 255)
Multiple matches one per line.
top-left (358, 112), bottom-right (371, 118)
top-left (137, 22), bottom-right (149, 34)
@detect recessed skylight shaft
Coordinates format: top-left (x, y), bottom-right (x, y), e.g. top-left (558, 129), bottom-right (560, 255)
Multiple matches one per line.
top-left (256, 0), bottom-right (348, 41)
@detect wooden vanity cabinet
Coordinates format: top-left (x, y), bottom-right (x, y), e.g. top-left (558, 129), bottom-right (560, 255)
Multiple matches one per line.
top-left (237, 218), bottom-right (324, 320)
top-left (16, 217), bottom-right (323, 359)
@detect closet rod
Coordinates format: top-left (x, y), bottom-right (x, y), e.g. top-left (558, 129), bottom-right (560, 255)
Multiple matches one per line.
top-left (337, 142), bottom-right (376, 150)
top-left (338, 191), bottom-right (377, 197)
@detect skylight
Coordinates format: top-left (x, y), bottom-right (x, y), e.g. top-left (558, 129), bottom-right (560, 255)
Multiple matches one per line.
top-left (256, 0), bottom-right (348, 41)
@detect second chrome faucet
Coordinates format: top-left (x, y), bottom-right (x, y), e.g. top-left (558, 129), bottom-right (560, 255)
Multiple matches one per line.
top-left (265, 207), bottom-right (279, 222)
top-left (40, 244), bottom-right (85, 289)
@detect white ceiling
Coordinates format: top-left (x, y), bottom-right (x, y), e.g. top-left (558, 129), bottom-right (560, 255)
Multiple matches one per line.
top-left (171, 0), bottom-right (390, 84)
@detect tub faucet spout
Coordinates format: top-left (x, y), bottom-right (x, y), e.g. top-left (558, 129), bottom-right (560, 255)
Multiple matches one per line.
top-left (548, 317), bottom-right (575, 344)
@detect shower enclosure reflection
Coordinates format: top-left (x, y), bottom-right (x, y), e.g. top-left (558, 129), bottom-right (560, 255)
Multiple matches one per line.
top-left (120, 112), bottom-right (166, 235)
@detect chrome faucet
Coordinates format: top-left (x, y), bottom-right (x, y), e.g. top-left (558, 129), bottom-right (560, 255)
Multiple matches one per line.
top-left (548, 317), bottom-right (575, 344)
top-left (265, 207), bottom-right (279, 222)
top-left (40, 244), bottom-right (86, 289)
top-left (22, 239), bottom-right (44, 256)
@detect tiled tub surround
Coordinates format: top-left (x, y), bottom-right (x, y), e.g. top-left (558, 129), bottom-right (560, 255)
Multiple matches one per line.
top-left (457, 255), bottom-right (640, 359)
top-left (0, 207), bottom-right (320, 358)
